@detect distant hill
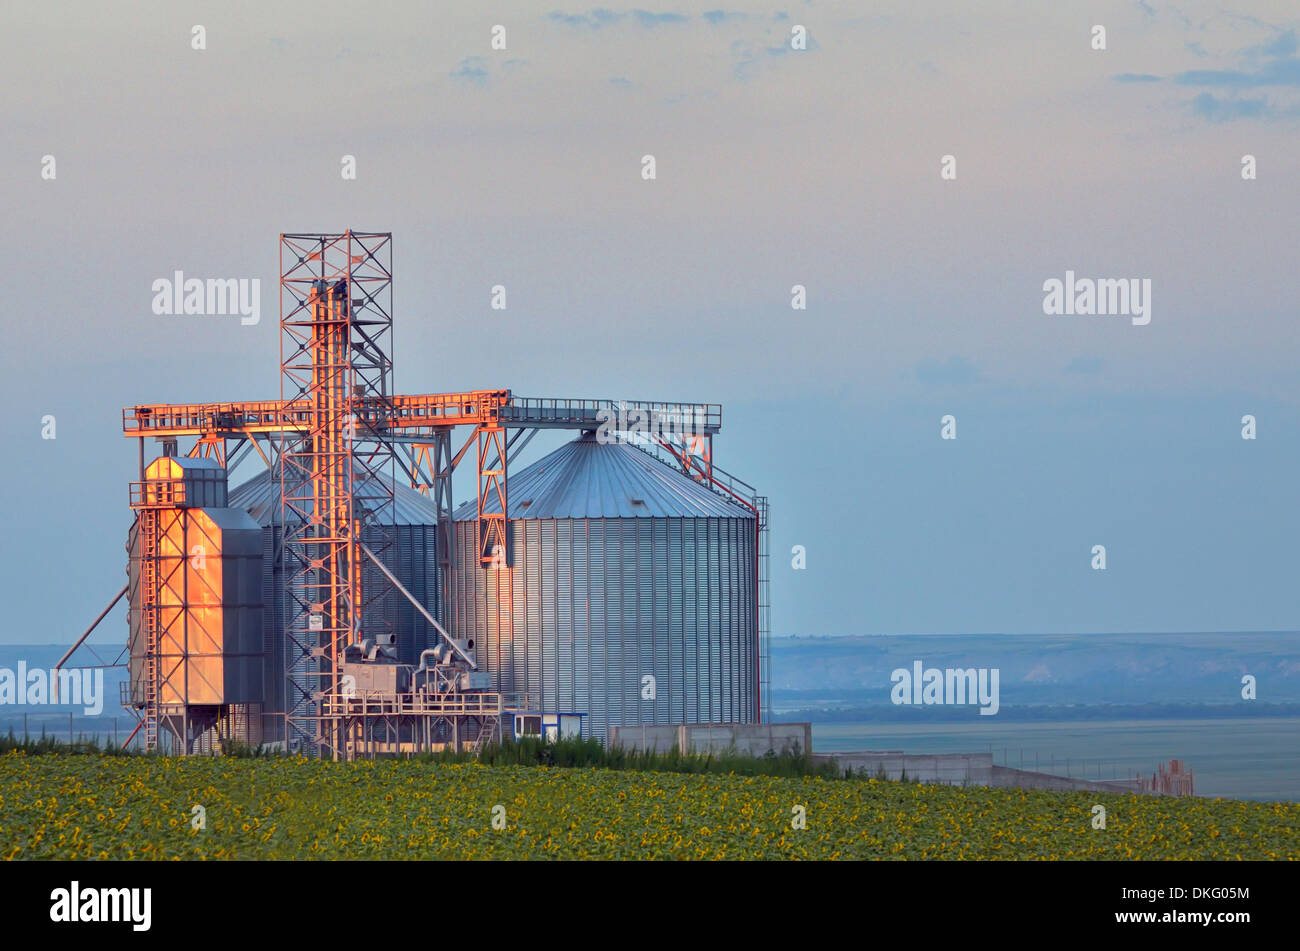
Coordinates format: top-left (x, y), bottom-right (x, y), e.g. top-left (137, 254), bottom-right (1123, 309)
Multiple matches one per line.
top-left (770, 632), bottom-right (1300, 710)
top-left (6, 633), bottom-right (1296, 725)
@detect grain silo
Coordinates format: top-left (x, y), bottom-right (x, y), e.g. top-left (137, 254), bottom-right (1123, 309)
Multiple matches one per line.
top-left (227, 470), bottom-right (442, 742)
top-left (449, 432), bottom-right (758, 744)
top-left (125, 456), bottom-right (264, 752)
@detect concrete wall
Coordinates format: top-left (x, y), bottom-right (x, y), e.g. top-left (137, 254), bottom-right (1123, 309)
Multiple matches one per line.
top-left (813, 751), bottom-right (993, 785)
top-left (989, 766), bottom-right (1143, 794)
top-left (809, 753), bottom-right (1147, 793)
top-left (610, 722), bottom-right (812, 757)
top-left (610, 724), bottom-right (681, 753)
top-left (608, 727), bottom-right (1157, 796)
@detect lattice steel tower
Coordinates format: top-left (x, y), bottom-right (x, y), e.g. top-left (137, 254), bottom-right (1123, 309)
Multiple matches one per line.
top-left (278, 232), bottom-right (398, 758)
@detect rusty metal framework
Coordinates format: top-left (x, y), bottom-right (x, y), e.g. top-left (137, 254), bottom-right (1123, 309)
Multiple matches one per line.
top-left (476, 423), bottom-right (509, 566)
top-left (338, 689), bottom-right (501, 758)
top-left (103, 231), bottom-right (758, 755)
top-left (278, 232), bottom-right (399, 758)
top-left (128, 474), bottom-right (243, 752)
top-left (130, 501), bottom-right (166, 750)
top-left (407, 434), bottom-right (458, 597)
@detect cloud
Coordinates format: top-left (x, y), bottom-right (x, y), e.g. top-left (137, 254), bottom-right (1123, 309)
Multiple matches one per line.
top-left (548, 9), bottom-right (625, 29)
top-left (1171, 28), bottom-right (1300, 88)
top-left (915, 356), bottom-right (981, 386)
top-left (450, 56), bottom-right (490, 85)
top-left (731, 33), bottom-right (815, 81)
top-left (548, 9), bottom-right (688, 29)
top-left (1167, 28), bottom-right (1300, 121)
top-left (1173, 62), bottom-right (1300, 87)
top-left (631, 10), bottom-right (689, 27)
top-left (1190, 92), bottom-right (1271, 121)
top-left (1114, 73), bottom-right (1161, 83)
top-left (609, 76), bottom-right (632, 87)
top-left (1252, 28), bottom-right (1298, 60)
top-left (546, 8), bottom-right (808, 84)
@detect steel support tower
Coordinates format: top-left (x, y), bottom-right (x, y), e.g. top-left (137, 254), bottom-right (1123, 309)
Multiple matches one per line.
top-left (85, 231), bottom-right (760, 755)
top-left (279, 232), bottom-right (398, 759)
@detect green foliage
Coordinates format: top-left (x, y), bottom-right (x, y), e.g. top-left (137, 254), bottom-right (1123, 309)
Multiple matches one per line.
top-left (3, 752), bottom-right (1295, 860)
top-left (0, 728), bottom-right (838, 780)
top-left (455, 735), bottom-right (845, 779)
top-left (219, 739), bottom-right (279, 758)
top-left (0, 729), bottom-right (135, 757)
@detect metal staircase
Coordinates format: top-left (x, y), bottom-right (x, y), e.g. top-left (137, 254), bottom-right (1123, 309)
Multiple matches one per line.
top-left (138, 508), bottom-right (160, 751)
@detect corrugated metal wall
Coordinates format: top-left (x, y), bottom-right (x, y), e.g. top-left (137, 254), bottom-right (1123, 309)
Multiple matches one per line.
top-left (222, 449), bottom-right (756, 747)
top-left (228, 472), bottom-right (442, 742)
top-left (125, 506), bottom-right (264, 708)
top-left (451, 515), bottom-right (757, 745)
top-left (256, 523), bottom-right (440, 741)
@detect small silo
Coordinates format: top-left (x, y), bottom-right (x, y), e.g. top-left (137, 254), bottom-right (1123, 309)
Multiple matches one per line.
top-left (126, 456), bottom-right (264, 750)
top-left (450, 433), bottom-right (758, 744)
top-left (227, 470), bottom-right (442, 742)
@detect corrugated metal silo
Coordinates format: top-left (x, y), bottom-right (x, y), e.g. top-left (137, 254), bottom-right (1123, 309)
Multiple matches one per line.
top-left (228, 470), bottom-right (441, 741)
top-left (126, 457), bottom-right (264, 708)
top-left (450, 433), bottom-right (758, 744)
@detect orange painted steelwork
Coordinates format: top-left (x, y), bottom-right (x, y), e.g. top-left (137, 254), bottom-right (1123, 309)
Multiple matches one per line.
top-left (476, 424), bottom-right (509, 565)
top-left (119, 231), bottom-right (757, 754)
top-left (129, 457), bottom-right (253, 750)
top-left (123, 390), bottom-right (512, 438)
top-left (277, 233), bottom-right (404, 758)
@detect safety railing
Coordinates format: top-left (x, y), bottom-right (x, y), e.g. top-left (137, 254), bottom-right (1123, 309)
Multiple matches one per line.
top-left (123, 401), bottom-right (306, 435)
top-left (129, 478), bottom-right (187, 508)
top-left (505, 396), bottom-right (722, 432)
top-left (326, 690), bottom-right (504, 718)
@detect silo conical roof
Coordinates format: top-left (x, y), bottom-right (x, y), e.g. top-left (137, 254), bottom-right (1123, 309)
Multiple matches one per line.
top-left (452, 433), bottom-right (754, 520)
top-left (229, 470), bottom-right (442, 526)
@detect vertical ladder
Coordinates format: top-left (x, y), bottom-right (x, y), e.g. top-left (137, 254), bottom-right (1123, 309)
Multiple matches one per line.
top-left (756, 496), bottom-right (770, 724)
top-left (139, 508), bottom-right (160, 751)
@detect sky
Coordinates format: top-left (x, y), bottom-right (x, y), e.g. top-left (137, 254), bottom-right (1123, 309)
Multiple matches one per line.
top-left (2, 1), bottom-right (1299, 645)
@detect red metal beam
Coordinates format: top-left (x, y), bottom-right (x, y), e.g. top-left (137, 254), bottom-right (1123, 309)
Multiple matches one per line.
top-left (122, 390), bottom-right (512, 439)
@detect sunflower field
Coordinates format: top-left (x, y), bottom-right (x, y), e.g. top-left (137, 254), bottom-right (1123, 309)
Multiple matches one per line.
top-left (1, 752), bottom-right (1295, 860)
